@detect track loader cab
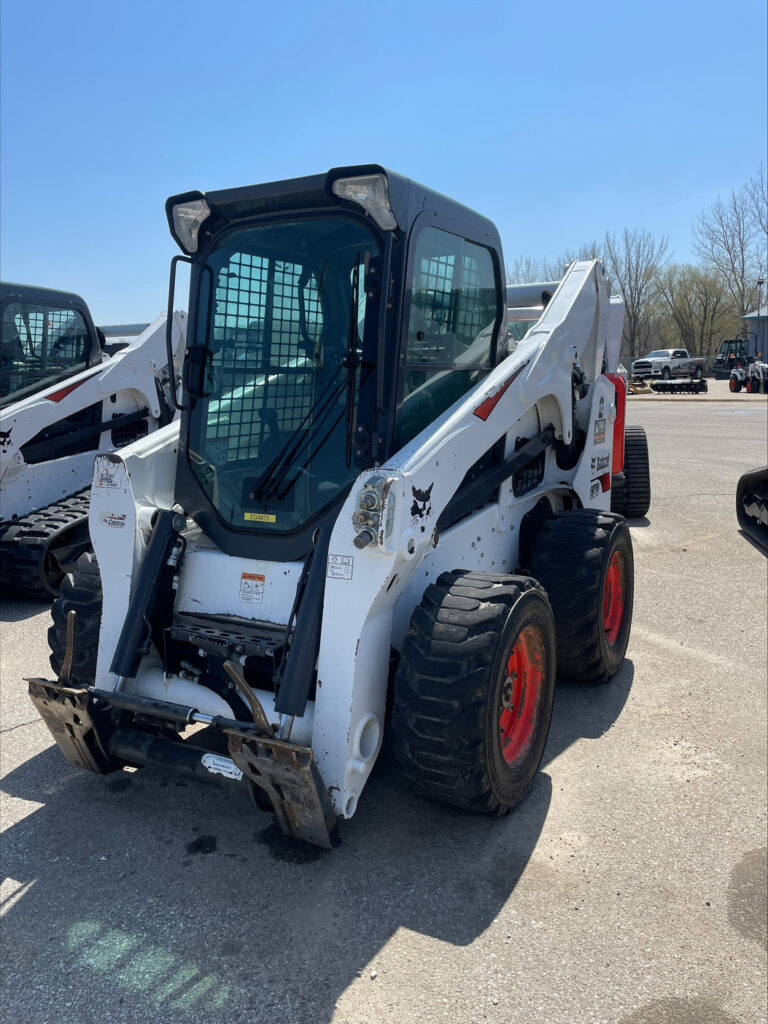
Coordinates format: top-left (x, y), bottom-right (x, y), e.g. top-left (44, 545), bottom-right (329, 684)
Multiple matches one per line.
top-left (168, 165), bottom-right (506, 561)
top-left (0, 283), bottom-right (102, 405)
top-left (31, 165), bottom-right (647, 849)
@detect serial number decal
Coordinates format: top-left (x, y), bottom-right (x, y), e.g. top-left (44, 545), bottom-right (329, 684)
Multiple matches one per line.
top-left (590, 480), bottom-right (601, 500)
top-left (327, 554), bottom-right (354, 581)
top-left (100, 512), bottom-right (127, 529)
top-left (200, 753), bottom-right (243, 781)
top-left (239, 572), bottom-right (265, 603)
top-left (244, 512), bottom-right (277, 523)
top-left (593, 418), bottom-right (606, 444)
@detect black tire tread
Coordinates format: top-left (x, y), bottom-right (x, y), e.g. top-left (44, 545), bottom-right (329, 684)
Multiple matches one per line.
top-left (623, 425), bottom-right (651, 518)
top-left (529, 510), bottom-right (633, 684)
top-left (48, 551), bottom-right (103, 686)
top-left (392, 571), bottom-right (550, 814)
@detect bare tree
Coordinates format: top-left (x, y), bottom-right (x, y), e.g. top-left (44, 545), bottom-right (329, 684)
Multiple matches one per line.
top-left (693, 169), bottom-right (767, 315)
top-left (506, 242), bottom-right (604, 285)
top-left (746, 164), bottom-right (768, 238)
top-left (506, 256), bottom-right (550, 285)
top-left (656, 264), bottom-right (740, 359)
top-left (603, 228), bottom-right (668, 359)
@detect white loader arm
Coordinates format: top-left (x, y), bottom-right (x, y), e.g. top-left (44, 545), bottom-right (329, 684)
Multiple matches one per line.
top-left (96, 310), bottom-right (186, 416)
top-left (314, 260), bottom-right (617, 815)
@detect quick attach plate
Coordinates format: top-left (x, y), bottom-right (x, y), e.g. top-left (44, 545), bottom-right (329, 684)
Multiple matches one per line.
top-left (27, 678), bottom-right (117, 774)
top-left (227, 729), bottom-right (339, 849)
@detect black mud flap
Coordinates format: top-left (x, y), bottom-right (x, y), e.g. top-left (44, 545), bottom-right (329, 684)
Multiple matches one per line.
top-left (227, 730), bottom-right (339, 849)
top-left (27, 678), bottom-right (118, 774)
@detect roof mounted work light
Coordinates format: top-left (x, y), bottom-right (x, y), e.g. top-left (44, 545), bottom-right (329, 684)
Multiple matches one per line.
top-left (332, 173), bottom-right (397, 230)
top-left (169, 197), bottom-right (211, 254)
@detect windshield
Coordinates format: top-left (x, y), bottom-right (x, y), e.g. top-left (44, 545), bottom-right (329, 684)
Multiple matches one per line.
top-left (642, 350), bottom-right (671, 359)
top-left (188, 216), bottom-right (380, 533)
top-left (1, 300), bottom-right (98, 407)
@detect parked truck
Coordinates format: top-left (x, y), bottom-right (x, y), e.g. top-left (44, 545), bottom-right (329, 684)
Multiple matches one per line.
top-left (631, 348), bottom-right (707, 382)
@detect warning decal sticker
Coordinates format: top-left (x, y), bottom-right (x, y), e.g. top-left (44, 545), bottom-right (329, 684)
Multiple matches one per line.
top-left (239, 572), bottom-right (265, 603)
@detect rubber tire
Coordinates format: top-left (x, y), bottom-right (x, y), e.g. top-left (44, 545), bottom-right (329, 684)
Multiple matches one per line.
top-left (730, 377), bottom-right (741, 393)
top-left (623, 425), bottom-right (651, 518)
top-left (694, 367), bottom-right (703, 380)
top-left (661, 367), bottom-right (671, 380)
top-left (392, 571), bottom-right (556, 814)
top-left (529, 510), bottom-right (634, 684)
top-left (48, 552), bottom-right (103, 687)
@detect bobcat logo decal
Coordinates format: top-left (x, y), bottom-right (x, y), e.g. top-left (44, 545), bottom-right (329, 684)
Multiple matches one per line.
top-left (0, 427), bottom-right (12, 451)
top-left (411, 483), bottom-right (433, 522)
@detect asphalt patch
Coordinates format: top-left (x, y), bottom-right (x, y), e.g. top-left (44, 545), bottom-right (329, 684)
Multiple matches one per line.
top-left (727, 846), bottom-right (768, 949)
top-left (185, 834), bottom-right (217, 855)
top-left (622, 997), bottom-right (741, 1024)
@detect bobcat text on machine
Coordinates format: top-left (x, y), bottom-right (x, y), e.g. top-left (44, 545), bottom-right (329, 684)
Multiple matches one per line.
top-left (28, 165), bottom-right (650, 848)
top-left (0, 282), bottom-right (186, 595)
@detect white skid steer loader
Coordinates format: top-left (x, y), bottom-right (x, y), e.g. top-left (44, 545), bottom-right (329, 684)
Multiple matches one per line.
top-left (28, 166), bottom-right (650, 848)
top-left (0, 282), bottom-right (186, 596)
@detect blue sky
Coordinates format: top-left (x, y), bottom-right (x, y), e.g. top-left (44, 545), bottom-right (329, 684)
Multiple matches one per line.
top-left (1, 0), bottom-right (766, 324)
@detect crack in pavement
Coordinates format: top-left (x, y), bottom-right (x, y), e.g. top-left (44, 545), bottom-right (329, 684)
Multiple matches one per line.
top-left (1, 719), bottom-right (42, 735)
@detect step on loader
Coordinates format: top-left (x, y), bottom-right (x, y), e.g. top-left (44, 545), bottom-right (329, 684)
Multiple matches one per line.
top-left (0, 283), bottom-right (186, 596)
top-left (28, 165), bottom-right (649, 847)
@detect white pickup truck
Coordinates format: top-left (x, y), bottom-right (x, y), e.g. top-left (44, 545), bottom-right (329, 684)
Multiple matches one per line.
top-left (631, 348), bottom-right (708, 381)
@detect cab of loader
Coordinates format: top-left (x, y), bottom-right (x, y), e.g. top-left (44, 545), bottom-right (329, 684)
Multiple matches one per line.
top-left (0, 282), bottom-right (102, 406)
top-left (167, 165), bottom-right (506, 561)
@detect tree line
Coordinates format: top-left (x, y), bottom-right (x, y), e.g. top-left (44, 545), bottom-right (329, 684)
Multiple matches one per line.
top-left (507, 167), bottom-right (768, 361)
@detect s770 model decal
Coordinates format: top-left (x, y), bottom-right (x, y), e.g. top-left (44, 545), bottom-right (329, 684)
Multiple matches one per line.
top-left (473, 361), bottom-right (529, 421)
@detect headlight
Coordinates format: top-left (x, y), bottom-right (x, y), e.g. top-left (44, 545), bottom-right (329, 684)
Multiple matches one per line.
top-left (332, 174), bottom-right (397, 230)
top-left (170, 198), bottom-right (211, 254)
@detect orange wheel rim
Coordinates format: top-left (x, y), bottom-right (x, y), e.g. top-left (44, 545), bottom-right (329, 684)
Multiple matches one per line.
top-left (499, 626), bottom-right (545, 765)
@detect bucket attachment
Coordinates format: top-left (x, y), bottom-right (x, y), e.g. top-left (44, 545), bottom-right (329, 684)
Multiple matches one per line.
top-left (227, 729), bottom-right (339, 849)
top-left (736, 466), bottom-right (768, 551)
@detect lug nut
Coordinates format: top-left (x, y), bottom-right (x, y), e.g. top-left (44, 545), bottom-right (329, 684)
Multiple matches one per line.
top-left (353, 528), bottom-right (377, 550)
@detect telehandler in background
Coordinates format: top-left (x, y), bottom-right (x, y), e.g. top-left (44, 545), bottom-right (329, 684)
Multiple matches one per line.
top-left (29, 165), bottom-right (649, 848)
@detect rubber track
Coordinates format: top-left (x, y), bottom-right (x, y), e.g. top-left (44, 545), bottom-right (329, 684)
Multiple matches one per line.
top-left (48, 551), bottom-right (103, 685)
top-left (623, 426), bottom-right (651, 518)
top-left (0, 490), bottom-right (91, 597)
top-left (529, 509), bottom-right (631, 683)
top-left (392, 570), bottom-right (543, 813)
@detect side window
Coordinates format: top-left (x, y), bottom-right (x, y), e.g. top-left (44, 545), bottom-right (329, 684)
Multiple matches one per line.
top-left (396, 226), bottom-right (499, 448)
top-left (673, 350), bottom-right (686, 359)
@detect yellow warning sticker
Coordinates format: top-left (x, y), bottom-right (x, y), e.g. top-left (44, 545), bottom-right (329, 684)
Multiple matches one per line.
top-left (244, 512), bottom-right (277, 523)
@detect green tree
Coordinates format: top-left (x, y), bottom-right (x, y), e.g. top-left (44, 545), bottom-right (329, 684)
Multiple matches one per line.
top-left (656, 264), bottom-right (740, 358)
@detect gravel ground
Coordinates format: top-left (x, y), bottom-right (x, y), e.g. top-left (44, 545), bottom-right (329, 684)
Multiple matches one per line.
top-left (1, 393), bottom-right (766, 1024)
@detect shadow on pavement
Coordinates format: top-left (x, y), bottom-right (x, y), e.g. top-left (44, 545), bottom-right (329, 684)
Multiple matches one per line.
top-left (625, 515), bottom-right (651, 528)
top-left (0, 663), bottom-right (633, 1024)
top-left (0, 598), bottom-right (51, 623)
top-left (737, 529), bottom-right (768, 557)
